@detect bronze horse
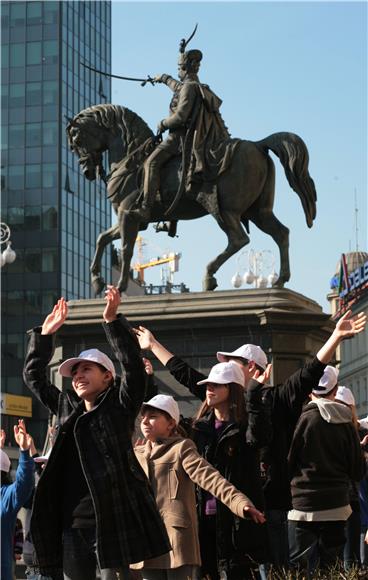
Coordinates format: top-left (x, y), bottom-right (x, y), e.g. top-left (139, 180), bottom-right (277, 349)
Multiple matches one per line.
top-left (67, 104), bottom-right (316, 294)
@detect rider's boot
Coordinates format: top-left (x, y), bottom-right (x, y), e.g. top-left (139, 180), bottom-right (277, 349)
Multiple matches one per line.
top-left (128, 192), bottom-right (155, 222)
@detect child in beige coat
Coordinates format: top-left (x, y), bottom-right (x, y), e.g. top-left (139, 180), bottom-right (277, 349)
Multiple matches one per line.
top-left (132, 394), bottom-right (265, 580)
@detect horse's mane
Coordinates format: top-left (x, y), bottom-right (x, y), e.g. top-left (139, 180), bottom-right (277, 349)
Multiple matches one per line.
top-left (71, 104), bottom-right (154, 153)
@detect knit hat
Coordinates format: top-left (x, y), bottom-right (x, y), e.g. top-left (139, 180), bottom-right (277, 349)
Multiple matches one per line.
top-left (217, 344), bottom-right (267, 370)
top-left (58, 349), bottom-right (116, 378)
top-left (335, 386), bottom-right (355, 407)
top-left (197, 361), bottom-right (245, 387)
top-left (0, 449), bottom-right (11, 473)
top-left (312, 366), bottom-right (339, 395)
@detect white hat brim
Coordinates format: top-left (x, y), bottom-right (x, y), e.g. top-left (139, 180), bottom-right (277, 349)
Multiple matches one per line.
top-left (58, 357), bottom-right (87, 377)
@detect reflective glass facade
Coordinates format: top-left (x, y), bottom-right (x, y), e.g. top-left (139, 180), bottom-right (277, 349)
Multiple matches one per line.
top-left (1, 1), bottom-right (111, 444)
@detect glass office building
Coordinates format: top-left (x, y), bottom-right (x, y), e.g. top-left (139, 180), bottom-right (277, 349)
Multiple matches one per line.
top-left (1, 1), bottom-right (112, 444)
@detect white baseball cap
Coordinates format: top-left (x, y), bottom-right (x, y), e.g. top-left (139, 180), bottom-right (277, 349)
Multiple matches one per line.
top-left (58, 349), bottom-right (116, 378)
top-left (34, 448), bottom-right (52, 464)
top-left (335, 386), bottom-right (355, 407)
top-left (312, 365), bottom-right (339, 395)
top-left (142, 395), bottom-right (180, 425)
top-left (197, 361), bottom-right (245, 387)
top-left (217, 344), bottom-right (267, 371)
top-left (0, 449), bottom-right (11, 473)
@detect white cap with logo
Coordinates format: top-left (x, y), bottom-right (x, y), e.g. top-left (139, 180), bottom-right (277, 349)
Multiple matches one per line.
top-left (197, 361), bottom-right (245, 387)
top-left (58, 349), bottom-right (116, 378)
top-left (312, 365), bottom-right (339, 395)
top-left (0, 449), bottom-right (11, 473)
top-left (143, 395), bottom-right (180, 425)
top-left (216, 344), bottom-right (267, 371)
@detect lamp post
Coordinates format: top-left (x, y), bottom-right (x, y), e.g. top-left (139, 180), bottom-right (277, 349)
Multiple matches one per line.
top-left (231, 249), bottom-right (278, 289)
top-left (1, 223), bottom-right (16, 267)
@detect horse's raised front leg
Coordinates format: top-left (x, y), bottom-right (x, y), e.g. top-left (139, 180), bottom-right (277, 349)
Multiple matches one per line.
top-left (246, 209), bottom-right (290, 287)
top-left (116, 208), bottom-right (140, 293)
top-left (90, 223), bottom-right (121, 295)
top-left (203, 211), bottom-right (250, 291)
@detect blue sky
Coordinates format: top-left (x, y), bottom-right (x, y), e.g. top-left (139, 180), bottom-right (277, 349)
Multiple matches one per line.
top-left (110, 1), bottom-right (367, 310)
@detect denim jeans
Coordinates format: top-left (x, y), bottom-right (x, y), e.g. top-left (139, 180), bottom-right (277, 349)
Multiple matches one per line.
top-left (258, 509), bottom-right (289, 579)
top-left (344, 508), bottom-right (361, 569)
top-left (62, 528), bottom-right (130, 580)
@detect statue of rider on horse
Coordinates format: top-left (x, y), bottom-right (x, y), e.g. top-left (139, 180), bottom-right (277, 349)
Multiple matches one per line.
top-left (67, 26), bottom-right (317, 294)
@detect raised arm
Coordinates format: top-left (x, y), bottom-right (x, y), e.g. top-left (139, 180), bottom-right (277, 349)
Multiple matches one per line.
top-left (276, 310), bottom-right (367, 417)
top-left (246, 364), bottom-right (273, 448)
top-left (316, 310), bottom-right (366, 363)
top-left (154, 73), bottom-right (180, 92)
top-left (102, 286), bottom-right (146, 416)
top-left (135, 326), bottom-right (207, 401)
top-left (7, 421), bottom-right (35, 512)
top-left (23, 298), bottom-right (68, 415)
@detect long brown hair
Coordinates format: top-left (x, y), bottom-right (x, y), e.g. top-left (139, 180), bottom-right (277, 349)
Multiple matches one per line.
top-left (194, 382), bottom-right (248, 426)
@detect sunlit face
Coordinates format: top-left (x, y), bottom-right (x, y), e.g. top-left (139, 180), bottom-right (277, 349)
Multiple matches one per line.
top-left (140, 408), bottom-right (176, 442)
top-left (205, 382), bottom-right (230, 408)
top-left (71, 361), bottom-right (112, 403)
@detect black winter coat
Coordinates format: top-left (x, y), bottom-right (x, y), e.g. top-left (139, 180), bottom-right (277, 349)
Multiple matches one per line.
top-left (23, 315), bottom-right (170, 576)
top-left (166, 354), bottom-right (326, 511)
top-left (165, 356), bottom-right (271, 564)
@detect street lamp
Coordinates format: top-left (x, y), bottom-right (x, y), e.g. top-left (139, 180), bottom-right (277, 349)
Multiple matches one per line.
top-left (231, 249), bottom-right (278, 289)
top-left (1, 223), bottom-right (16, 267)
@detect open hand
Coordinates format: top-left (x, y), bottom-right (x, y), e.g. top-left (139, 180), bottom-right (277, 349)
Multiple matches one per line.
top-left (335, 310), bottom-right (366, 340)
top-left (134, 326), bottom-right (156, 351)
top-left (253, 363), bottom-right (272, 385)
top-left (14, 420), bottom-right (32, 451)
top-left (103, 285), bottom-right (121, 323)
top-left (41, 298), bottom-right (68, 335)
top-left (243, 505), bottom-right (266, 524)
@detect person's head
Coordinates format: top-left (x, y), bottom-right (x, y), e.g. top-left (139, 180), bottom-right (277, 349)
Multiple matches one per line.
top-left (177, 49), bottom-right (202, 80)
top-left (195, 361), bottom-right (247, 423)
top-left (0, 449), bottom-right (12, 486)
top-left (312, 365), bottom-right (339, 400)
top-left (216, 344), bottom-right (268, 388)
top-left (335, 385), bottom-right (359, 430)
top-left (58, 349), bottom-right (115, 404)
top-left (140, 395), bottom-right (180, 442)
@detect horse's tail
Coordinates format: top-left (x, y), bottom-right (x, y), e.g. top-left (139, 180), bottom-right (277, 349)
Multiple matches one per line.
top-left (257, 132), bottom-right (317, 227)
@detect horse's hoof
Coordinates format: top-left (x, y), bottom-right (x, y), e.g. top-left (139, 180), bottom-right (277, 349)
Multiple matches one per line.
top-left (272, 278), bottom-right (285, 288)
top-left (203, 276), bottom-right (218, 291)
top-left (91, 275), bottom-right (105, 295)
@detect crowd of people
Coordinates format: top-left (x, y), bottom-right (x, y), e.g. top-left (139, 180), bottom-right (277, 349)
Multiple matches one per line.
top-left (1, 285), bottom-right (367, 580)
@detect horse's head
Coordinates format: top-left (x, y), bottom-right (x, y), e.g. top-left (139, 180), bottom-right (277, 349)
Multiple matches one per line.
top-left (66, 113), bottom-right (108, 181)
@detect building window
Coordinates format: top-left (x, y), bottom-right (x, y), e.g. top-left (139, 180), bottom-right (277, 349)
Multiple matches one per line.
top-left (24, 205), bottom-right (41, 229)
top-left (42, 248), bottom-right (58, 272)
top-left (42, 206), bottom-right (57, 230)
top-left (25, 290), bottom-right (42, 315)
top-left (26, 123), bottom-right (41, 147)
top-left (10, 3), bottom-right (26, 28)
top-left (8, 165), bottom-right (24, 190)
top-left (43, 80), bottom-right (58, 106)
top-left (42, 163), bottom-right (57, 188)
top-left (9, 124), bottom-right (24, 148)
top-left (7, 206), bottom-right (24, 231)
top-left (26, 41), bottom-right (42, 66)
top-left (9, 84), bottom-right (25, 107)
top-left (43, 122), bottom-right (58, 146)
top-left (43, 40), bottom-right (58, 64)
top-left (26, 82), bottom-right (42, 106)
top-left (25, 165), bottom-right (41, 189)
top-left (27, 2), bottom-right (42, 26)
top-left (24, 248), bottom-right (41, 273)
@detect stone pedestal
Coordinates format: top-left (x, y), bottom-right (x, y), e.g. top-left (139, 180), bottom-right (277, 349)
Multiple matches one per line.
top-left (51, 288), bottom-right (333, 418)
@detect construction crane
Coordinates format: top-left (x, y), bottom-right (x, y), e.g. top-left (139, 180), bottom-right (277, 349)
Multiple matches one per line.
top-left (133, 236), bottom-right (181, 285)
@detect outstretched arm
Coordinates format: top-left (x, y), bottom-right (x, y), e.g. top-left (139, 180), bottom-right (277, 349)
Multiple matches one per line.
top-left (317, 310), bottom-right (366, 363)
top-left (135, 325), bottom-right (207, 400)
top-left (154, 74), bottom-right (180, 92)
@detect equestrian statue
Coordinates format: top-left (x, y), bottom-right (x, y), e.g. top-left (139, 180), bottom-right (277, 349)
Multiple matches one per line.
top-left (67, 28), bottom-right (317, 295)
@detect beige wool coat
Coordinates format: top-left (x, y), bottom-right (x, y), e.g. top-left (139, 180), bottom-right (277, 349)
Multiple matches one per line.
top-left (131, 436), bottom-right (254, 570)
